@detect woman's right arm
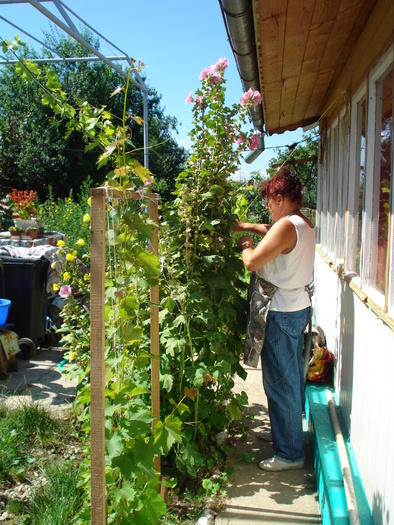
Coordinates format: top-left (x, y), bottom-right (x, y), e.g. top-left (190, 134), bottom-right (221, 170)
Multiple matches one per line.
top-left (232, 221), bottom-right (271, 237)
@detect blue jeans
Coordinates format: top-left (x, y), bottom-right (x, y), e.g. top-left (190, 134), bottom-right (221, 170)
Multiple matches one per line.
top-left (261, 307), bottom-right (310, 462)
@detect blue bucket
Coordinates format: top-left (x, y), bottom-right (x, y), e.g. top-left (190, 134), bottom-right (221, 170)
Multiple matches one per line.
top-left (0, 299), bottom-right (11, 325)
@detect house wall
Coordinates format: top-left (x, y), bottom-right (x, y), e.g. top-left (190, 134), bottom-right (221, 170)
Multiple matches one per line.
top-left (315, 1), bottom-right (394, 524)
top-left (314, 253), bottom-right (394, 525)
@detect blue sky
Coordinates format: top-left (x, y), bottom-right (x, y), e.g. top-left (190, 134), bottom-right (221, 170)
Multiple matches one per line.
top-left (0, 0), bottom-right (304, 180)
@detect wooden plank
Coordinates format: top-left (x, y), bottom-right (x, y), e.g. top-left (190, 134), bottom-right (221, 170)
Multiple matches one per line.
top-left (257, 0), bottom-right (287, 130)
top-left (90, 188), bottom-right (106, 525)
top-left (296, 0), bottom-right (341, 122)
top-left (322, 0), bottom-right (392, 121)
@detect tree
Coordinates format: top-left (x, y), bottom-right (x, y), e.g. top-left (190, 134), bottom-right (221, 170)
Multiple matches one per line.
top-left (0, 30), bottom-right (187, 202)
top-left (267, 129), bottom-right (319, 211)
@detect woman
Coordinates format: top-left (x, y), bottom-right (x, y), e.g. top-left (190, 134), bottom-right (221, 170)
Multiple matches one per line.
top-left (234, 167), bottom-right (315, 471)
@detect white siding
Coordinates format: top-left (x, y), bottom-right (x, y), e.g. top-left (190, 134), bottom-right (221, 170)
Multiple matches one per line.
top-left (314, 252), bottom-right (394, 525)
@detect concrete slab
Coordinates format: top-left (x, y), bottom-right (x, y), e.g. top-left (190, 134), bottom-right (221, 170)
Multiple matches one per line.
top-left (0, 347), bottom-right (76, 410)
top-left (215, 365), bottom-right (322, 525)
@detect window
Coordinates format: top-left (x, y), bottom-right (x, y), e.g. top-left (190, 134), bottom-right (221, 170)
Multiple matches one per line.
top-left (346, 83), bottom-right (367, 278)
top-left (335, 107), bottom-right (350, 261)
top-left (356, 98), bottom-right (367, 278)
top-left (364, 46), bottom-right (393, 308)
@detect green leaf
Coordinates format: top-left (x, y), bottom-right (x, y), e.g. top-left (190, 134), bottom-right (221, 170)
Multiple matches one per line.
top-left (130, 245), bottom-right (160, 276)
top-left (124, 324), bottom-right (143, 342)
top-left (153, 416), bottom-right (182, 452)
top-left (106, 431), bottom-right (124, 458)
top-left (114, 482), bottom-right (137, 503)
top-left (201, 255), bottom-right (224, 265)
top-left (133, 489), bottom-right (167, 524)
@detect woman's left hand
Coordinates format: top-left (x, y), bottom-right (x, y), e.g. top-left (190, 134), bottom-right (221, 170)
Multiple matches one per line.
top-left (237, 235), bottom-right (253, 250)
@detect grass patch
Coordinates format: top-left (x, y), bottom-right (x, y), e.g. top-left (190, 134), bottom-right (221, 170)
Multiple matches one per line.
top-left (0, 401), bottom-right (85, 523)
top-left (0, 402), bottom-right (77, 482)
top-left (26, 462), bottom-right (84, 525)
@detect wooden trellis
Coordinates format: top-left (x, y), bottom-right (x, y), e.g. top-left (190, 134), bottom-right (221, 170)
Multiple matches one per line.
top-left (90, 187), bottom-right (160, 525)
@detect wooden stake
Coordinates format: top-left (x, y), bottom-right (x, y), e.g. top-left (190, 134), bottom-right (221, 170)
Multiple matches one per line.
top-left (90, 188), bottom-right (106, 525)
top-left (89, 188), bottom-right (161, 521)
top-left (149, 197), bottom-right (161, 476)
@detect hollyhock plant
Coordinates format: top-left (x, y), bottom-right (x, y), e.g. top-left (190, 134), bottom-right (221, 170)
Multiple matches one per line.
top-left (249, 134), bottom-right (260, 150)
top-left (240, 87), bottom-right (262, 107)
top-left (185, 91), bottom-right (193, 105)
top-left (159, 58), bottom-right (260, 476)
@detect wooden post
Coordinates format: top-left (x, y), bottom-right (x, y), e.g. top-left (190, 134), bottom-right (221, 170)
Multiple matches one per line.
top-left (90, 188), bottom-right (106, 525)
top-left (149, 196), bottom-right (161, 476)
top-left (89, 188), bottom-right (161, 521)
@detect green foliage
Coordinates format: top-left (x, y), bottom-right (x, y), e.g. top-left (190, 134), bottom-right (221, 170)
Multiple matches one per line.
top-left (27, 462), bottom-right (84, 525)
top-left (36, 180), bottom-right (92, 247)
top-left (267, 129), bottom-right (319, 211)
top-left (7, 43), bottom-right (259, 523)
top-left (0, 31), bottom-right (187, 203)
top-left (0, 402), bottom-right (80, 483)
top-left (159, 59), bottom-right (255, 479)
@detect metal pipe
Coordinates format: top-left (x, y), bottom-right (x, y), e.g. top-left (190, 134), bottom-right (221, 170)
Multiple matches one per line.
top-left (325, 390), bottom-right (360, 525)
top-left (0, 55), bottom-right (131, 65)
top-left (219, 0), bottom-right (264, 132)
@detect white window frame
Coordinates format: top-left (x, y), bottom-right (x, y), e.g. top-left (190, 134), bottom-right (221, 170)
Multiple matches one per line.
top-left (328, 120), bottom-right (339, 256)
top-left (364, 45), bottom-right (393, 309)
top-left (335, 106), bottom-right (350, 262)
top-left (346, 81), bottom-right (367, 281)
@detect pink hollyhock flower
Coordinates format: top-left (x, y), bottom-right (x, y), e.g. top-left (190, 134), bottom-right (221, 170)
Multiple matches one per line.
top-left (210, 72), bottom-right (223, 84)
top-left (240, 88), bottom-right (262, 107)
top-left (240, 88), bottom-right (254, 106)
top-left (236, 135), bottom-right (244, 145)
top-left (144, 179), bottom-right (153, 186)
top-left (185, 91), bottom-right (193, 105)
top-left (59, 284), bottom-right (72, 298)
top-left (249, 135), bottom-right (260, 151)
top-left (199, 66), bottom-right (213, 80)
top-left (218, 237), bottom-right (224, 242)
top-left (251, 90), bottom-right (262, 106)
top-left (214, 57), bottom-right (229, 72)
top-left (195, 95), bottom-right (203, 108)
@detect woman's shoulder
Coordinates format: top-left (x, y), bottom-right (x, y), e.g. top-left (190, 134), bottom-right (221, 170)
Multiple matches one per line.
top-left (285, 213), bottom-right (314, 229)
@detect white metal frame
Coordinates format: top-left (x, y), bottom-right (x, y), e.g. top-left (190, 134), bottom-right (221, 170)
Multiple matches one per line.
top-left (0, 0), bottom-right (150, 168)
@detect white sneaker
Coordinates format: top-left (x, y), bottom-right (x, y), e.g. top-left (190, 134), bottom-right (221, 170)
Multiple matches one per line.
top-left (259, 455), bottom-right (304, 471)
top-left (257, 429), bottom-right (273, 442)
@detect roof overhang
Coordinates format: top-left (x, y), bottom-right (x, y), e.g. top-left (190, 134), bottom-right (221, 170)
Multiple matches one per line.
top-left (220, 0), bottom-right (378, 135)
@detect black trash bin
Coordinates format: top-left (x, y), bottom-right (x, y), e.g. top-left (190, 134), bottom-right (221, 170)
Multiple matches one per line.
top-left (0, 256), bottom-right (50, 357)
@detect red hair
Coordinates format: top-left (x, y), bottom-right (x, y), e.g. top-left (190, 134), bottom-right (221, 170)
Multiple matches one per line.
top-left (261, 167), bottom-right (303, 207)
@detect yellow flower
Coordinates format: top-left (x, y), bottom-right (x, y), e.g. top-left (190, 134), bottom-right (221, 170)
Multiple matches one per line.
top-left (83, 214), bottom-right (91, 223)
top-left (57, 239), bottom-right (65, 247)
top-left (53, 283), bottom-right (60, 291)
top-left (72, 250), bottom-right (77, 256)
top-left (83, 273), bottom-right (91, 281)
top-left (76, 238), bottom-right (85, 247)
top-left (51, 262), bottom-right (56, 270)
top-left (66, 253), bottom-right (74, 262)
top-left (69, 350), bottom-right (76, 362)
top-left (63, 272), bottom-right (71, 281)
top-left (87, 197), bottom-right (91, 206)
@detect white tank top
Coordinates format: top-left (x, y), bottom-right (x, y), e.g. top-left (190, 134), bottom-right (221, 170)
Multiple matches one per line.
top-left (256, 214), bottom-right (316, 312)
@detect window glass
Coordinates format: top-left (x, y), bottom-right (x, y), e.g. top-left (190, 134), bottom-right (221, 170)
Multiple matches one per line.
top-left (356, 98), bottom-right (367, 276)
top-left (375, 69), bottom-right (392, 295)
